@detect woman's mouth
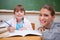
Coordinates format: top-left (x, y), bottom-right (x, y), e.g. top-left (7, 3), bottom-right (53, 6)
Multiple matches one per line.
top-left (40, 20), bottom-right (46, 24)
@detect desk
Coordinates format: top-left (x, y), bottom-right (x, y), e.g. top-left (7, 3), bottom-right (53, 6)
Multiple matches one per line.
top-left (0, 36), bottom-right (42, 40)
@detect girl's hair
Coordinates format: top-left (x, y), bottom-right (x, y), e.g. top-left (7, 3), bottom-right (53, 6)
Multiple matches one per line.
top-left (14, 5), bottom-right (25, 14)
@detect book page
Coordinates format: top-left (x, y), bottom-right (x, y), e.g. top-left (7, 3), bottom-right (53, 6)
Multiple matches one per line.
top-left (7, 30), bottom-right (42, 37)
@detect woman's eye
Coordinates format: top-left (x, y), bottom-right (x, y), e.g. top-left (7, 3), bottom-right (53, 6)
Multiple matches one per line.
top-left (39, 14), bottom-right (42, 16)
top-left (20, 11), bottom-right (23, 13)
top-left (44, 14), bottom-right (48, 17)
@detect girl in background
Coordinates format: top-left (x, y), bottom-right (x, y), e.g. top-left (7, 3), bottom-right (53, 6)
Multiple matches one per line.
top-left (0, 5), bottom-right (32, 32)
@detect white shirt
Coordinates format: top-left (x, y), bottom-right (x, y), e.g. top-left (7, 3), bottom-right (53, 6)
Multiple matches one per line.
top-left (0, 18), bottom-right (33, 30)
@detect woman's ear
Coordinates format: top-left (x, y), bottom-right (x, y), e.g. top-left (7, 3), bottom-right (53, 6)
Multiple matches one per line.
top-left (51, 15), bottom-right (55, 21)
top-left (53, 15), bottom-right (55, 19)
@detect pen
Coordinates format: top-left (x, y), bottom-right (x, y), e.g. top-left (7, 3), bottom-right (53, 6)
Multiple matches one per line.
top-left (3, 20), bottom-right (12, 27)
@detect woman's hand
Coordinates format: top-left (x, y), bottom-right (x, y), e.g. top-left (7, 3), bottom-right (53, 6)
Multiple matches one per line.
top-left (0, 18), bottom-right (2, 22)
top-left (38, 27), bottom-right (45, 32)
top-left (7, 27), bottom-right (15, 32)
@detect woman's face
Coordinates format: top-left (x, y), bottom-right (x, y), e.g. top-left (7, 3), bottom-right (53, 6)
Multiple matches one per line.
top-left (15, 11), bottom-right (24, 20)
top-left (39, 8), bottom-right (55, 26)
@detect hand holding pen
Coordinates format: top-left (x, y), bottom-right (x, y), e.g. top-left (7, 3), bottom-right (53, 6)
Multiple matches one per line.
top-left (3, 20), bottom-right (15, 32)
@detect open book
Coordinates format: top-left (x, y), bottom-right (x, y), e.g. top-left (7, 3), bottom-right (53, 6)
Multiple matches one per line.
top-left (7, 30), bottom-right (42, 37)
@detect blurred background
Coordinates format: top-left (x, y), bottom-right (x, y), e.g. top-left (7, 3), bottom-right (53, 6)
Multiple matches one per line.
top-left (0, 0), bottom-right (60, 30)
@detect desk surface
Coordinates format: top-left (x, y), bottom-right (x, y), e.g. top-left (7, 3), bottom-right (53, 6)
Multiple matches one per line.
top-left (0, 36), bottom-right (42, 40)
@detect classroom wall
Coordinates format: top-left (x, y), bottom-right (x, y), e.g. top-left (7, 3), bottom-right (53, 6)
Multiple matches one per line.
top-left (0, 0), bottom-right (60, 12)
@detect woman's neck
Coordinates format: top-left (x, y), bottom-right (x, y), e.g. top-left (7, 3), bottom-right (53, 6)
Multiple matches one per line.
top-left (44, 23), bottom-right (51, 30)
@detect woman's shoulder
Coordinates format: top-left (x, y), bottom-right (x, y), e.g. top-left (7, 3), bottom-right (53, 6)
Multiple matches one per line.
top-left (52, 22), bottom-right (60, 28)
top-left (51, 22), bottom-right (60, 33)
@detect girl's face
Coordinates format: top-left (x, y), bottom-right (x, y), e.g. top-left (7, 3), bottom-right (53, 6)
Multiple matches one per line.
top-left (39, 8), bottom-right (55, 27)
top-left (15, 11), bottom-right (24, 20)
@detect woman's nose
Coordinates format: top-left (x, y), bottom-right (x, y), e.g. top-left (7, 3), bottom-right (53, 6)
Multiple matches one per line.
top-left (18, 11), bottom-right (21, 13)
top-left (40, 16), bottom-right (45, 19)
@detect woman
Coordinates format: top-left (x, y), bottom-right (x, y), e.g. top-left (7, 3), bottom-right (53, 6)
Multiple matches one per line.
top-left (1, 5), bottom-right (33, 32)
top-left (38, 4), bottom-right (60, 40)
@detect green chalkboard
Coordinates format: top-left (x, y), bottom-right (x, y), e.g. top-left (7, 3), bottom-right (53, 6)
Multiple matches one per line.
top-left (0, 0), bottom-right (60, 12)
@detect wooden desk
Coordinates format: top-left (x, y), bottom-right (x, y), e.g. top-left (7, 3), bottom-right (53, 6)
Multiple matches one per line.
top-left (0, 36), bottom-right (42, 40)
